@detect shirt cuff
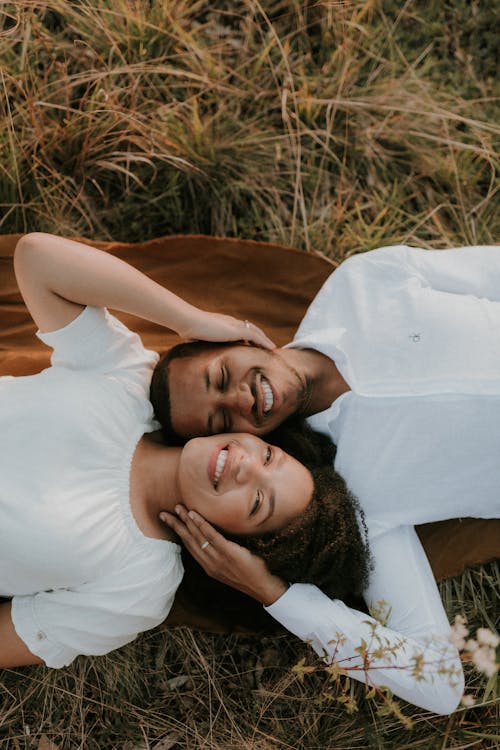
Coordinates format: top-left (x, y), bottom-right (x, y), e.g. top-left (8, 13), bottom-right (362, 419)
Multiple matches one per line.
top-left (11, 595), bottom-right (76, 668)
top-left (264, 582), bottom-right (341, 641)
top-left (36, 305), bottom-right (100, 346)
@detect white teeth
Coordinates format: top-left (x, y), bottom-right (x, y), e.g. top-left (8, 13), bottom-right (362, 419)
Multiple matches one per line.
top-left (262, 377), bottom-right (274, 413)
top-left (213, 449), bottom-right (228, 488)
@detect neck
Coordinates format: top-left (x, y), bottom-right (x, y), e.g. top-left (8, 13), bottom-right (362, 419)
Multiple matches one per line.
top-left (130, 434), bottom-right (183, 537)
top-left (280, 347), bottom-right (350, 414)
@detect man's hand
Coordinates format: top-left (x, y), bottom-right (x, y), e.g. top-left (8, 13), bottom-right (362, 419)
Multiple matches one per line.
top-left (180, 311), bottom-right (275, 350)
top-left (160, 506), bottom-right (288, 606)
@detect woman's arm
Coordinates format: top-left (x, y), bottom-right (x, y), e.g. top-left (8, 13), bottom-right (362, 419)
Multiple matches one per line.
top-left (164, 511), bottom-right (464, 715)
top-left (13, 232), bottom-right (274, 345)
top-left (0, 602), bottom-right (43, 668)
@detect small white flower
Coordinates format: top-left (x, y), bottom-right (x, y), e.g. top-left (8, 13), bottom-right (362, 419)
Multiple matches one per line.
top-left (450, 615), bottom-right (469, 649)
top-left (476, 628), bottom-right (500, 649)
top-left (464, 638), bottom-right (479, 653)
top-left (470, 646), bottom-right (499, 678)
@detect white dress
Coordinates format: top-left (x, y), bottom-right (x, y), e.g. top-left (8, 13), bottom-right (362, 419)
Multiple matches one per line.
top-left (0, 306), bottom-right (183, 668)
top-left (266, 245), bottom-right (500, 714)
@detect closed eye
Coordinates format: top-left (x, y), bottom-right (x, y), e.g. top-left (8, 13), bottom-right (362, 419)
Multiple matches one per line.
top-left (219, 364), bottom-right (229, 392)
top-left (219, 408), bottom-right (232, 432)
top-left (250, 491), bottom-right (262, 517)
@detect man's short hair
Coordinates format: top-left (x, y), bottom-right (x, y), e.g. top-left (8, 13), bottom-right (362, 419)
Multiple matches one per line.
top-left (149, 340), bottom-right (237, 444)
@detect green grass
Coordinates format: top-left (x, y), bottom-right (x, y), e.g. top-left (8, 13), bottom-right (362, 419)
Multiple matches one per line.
top-left (0, 1), bottom-right (499, 747)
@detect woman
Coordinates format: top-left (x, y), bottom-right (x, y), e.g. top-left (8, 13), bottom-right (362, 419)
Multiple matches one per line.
top-left (165, 417), bottom-right (498, 717)
top-left (0, 233), bottom-right (369, 669)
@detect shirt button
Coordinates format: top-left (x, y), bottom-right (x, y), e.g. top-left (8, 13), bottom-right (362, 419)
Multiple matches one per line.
top-left (36, 631), bottom-right (46, 641)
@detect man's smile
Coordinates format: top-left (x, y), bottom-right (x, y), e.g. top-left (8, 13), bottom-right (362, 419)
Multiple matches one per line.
top-left (251, 371), bottom-right (274, 423)
top-left (261, 375), bottom-right (274, 413)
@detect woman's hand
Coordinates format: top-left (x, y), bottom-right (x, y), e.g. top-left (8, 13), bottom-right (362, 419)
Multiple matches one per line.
top-left (160, 506), bottom-right (288, 606)
top-left (179, 311), bottom-right (275, 350)
top-left (13, 233), bottom-right (275, 348)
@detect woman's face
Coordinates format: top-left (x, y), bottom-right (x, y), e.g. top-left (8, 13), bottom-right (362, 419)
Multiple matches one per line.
top-left (177, 434), bottom-right (314, 535)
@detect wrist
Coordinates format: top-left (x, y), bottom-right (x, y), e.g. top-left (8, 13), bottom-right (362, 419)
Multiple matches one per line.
top-left (175, 304), bottom-right (207, 340)
top-left (259, 578), bottom-right (289, 607)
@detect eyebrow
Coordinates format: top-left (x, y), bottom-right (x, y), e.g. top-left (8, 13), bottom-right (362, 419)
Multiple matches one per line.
top-left (258, 492), bottom-right (275, 526)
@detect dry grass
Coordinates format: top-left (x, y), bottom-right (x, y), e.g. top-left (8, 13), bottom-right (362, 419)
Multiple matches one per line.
top-left (1, 563), bottom-right (498, 749)
top-left (0, 0), bottom-right (498, 258)
top-left (0, 1), bottom-right (499, 748)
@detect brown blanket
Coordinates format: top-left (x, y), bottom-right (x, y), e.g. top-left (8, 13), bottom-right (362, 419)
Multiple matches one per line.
top-left (1, 233), bottom-right (498, 633)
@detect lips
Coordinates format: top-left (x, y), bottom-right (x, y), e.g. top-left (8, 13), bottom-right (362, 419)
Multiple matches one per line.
top-left (208, 446), bottom-right (229, 489)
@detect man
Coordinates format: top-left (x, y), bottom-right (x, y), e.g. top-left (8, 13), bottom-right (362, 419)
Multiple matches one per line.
top-left (159, 243), bottom-right (500, 714)
top-left (152, 243), bottom-right (500, 440)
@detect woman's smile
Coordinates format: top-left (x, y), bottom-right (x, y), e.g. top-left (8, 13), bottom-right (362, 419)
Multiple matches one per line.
top-left (210, 445), bottom-right (229, 489)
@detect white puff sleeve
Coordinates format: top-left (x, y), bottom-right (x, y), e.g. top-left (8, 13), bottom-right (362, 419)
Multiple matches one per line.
top-left (11, 544), bottom-right (183, 668)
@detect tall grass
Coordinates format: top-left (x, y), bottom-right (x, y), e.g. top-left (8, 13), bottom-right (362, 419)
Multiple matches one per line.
top-left (0, 0), bottom-right (498, 258)
top-left (0, 2), bottom-right (498, 748)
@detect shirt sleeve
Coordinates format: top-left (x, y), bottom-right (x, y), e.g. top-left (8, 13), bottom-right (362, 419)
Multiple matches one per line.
top-left (37, 306), bottom-right (158, 394)
top-left (10, 545), bottom-right (183, 668)
top-left (265, 526), bottom-right (464, 714)
top-left (365, 244), bottom-right (500, 301)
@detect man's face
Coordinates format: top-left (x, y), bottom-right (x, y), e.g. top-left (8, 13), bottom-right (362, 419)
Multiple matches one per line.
top-left (168, 344), bottom-right (307, 438)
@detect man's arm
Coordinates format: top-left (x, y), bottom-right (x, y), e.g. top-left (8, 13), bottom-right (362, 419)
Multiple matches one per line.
top-left (0, 602), bottom-right (43, 668)
top-left (356, 244), bottom-right (500, 300)
top-left (13, 233), bottom-right (274, 345)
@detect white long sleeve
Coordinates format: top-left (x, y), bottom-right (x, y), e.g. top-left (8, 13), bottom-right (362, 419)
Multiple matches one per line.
top-left (265, 526), bottom-right (464, 714)
top-left (345, 244), bottom-right (500, 301)
top-left (401, 244), bottom-right (500, 300)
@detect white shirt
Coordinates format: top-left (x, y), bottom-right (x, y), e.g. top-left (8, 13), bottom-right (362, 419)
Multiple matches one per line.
top-left (266, 245), bottom-right (500, 714)
top-left (0, 307), bottom-right (183, 667)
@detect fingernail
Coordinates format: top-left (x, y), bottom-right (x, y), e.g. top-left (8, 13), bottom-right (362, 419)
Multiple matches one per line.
top-left (159, 513), bottom-right (166, 521)
top-left (175, 505), bottom-right (181, 515)
top-left (188, 510), bottom-right (196, 520)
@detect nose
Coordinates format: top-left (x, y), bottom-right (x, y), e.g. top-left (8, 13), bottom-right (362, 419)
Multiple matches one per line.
top-left (235, 452), bottom-right (261, 485)
top-left (223, 384), bottom-right (254, 417)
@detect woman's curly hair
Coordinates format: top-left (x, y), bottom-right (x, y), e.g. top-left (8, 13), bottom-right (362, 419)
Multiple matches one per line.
top-left (238, 420), bottom-right (372, 600)
top-left (242, 466), bottom-right (370, 600)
